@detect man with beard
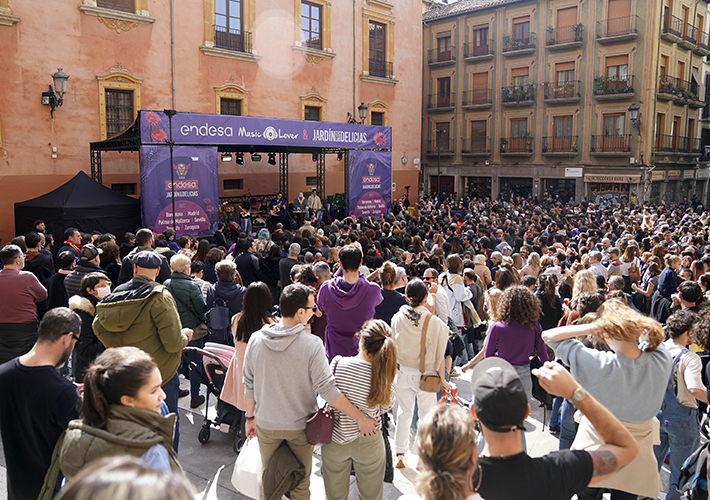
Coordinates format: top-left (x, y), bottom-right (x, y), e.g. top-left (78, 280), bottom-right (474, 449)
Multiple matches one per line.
top-left (0, 307), bottom-right (81, 500)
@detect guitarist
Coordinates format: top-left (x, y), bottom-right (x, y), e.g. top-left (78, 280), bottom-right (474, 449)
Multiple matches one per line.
top-left (269, 192), bottom-right (286, 230)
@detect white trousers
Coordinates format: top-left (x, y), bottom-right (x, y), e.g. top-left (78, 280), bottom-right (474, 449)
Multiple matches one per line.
top-left (393, 365), bottom-right (438, 454)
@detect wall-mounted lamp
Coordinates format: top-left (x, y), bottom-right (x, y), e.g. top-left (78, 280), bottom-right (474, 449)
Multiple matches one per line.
top-left (41, 68), bottom-right (69, 118)
top-left (628, 103), bottom-right (641, 133)
top-left (346, 102), bottom-right (369, 124)
top-left (401, 153), bottom-right (408, 165)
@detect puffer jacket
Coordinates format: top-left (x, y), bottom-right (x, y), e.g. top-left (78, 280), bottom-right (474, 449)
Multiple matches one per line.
top-left (64, 260), bottom-right (104, 299)
top-left (163, 272), bottom-right (206, 329)
top-left (59, 405), bottom-right (181, 479)
top-left (69, 294), bottom-right (104, 382)
top-left (93, 275), bottom-right (188, 385)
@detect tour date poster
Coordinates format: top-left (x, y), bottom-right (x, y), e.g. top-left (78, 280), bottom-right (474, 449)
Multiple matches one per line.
top-left (347, 150), bottom-right (391, 218)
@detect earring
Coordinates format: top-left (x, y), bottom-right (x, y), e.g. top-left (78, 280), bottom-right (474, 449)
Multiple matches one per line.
top-left (473, 463), bottom-right (482, 492)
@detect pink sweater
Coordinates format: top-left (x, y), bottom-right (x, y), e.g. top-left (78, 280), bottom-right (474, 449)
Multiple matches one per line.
top-left (0, 269), bottom-right (47, 323)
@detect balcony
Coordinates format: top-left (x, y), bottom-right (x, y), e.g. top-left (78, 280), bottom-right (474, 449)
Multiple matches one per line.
top-left (502, 33), bottom-right (537, 56)
top-left (368, 58), bottom-right (393, 79)
top-left (596, 16), bottom-right (639, 43)
top-left (590, 135), bottom-right (631, 155)
top-left (654, 135), bottom-right (703, 154)
top-left (461, 139), bottom-right (491, 157)
top-left (427, 93), bottom-right (455, 111)
top-left (546, 25), bottom-right (584, 51)
top-left (501, 85), bottom-right (536, 107)
top-left (463, 41), bottom-right (494, 61)
top-left (543, 81), bottom-right (581, 104)
top-left (661, 14), bottom-right (683, 43)
top-left (428, 47), bottom-right (456, 66)
top-left (593, 75), bottom-right (634, 101)
top-left (500, 137), bottom-right (533, 156)
top-left (542, 136), bottom-right (579, 156)
top-left (657, 76), bottom-right (705, 106)
top-left (214, 26), bottom-right (253, 53)
top-left (426, 139), bottom-right (455, 157)
top-left (462, 89), bottom-right (492, 109)
top-left (694, 31), bottom-right (710, 55)
top-left (680, 24), bottom-right (698, 49)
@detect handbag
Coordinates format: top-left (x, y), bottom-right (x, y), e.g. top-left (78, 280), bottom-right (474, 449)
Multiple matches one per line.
top-left (305, 359), bottom-right (340, 445)
top-left (628, 264), bottom-right (641, 282)
top-left (206, 298), bottom-right (231, 330)
top-left (191, 322), bottom-right (210, 340)
top-left (418, 313), bottom-right (442, 393)
top-left (231, 437), bottom-right (262, 499)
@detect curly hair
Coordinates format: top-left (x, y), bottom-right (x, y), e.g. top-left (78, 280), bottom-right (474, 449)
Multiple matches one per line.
top-left (693, 308), bottom-right (710, 352)
top-left (497, 285), bottom-right (541, 328)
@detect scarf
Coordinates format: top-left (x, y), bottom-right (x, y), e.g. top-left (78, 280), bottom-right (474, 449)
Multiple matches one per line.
top-left (63, 240), bottom-right (81, 252)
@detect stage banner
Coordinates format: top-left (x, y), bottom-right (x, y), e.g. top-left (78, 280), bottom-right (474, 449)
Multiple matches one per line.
top-left (140, 111), bottom-right (391, 150)
top-left (347, 150), bottom-right (391, 218)
top-left (139, 145), bottom-right (219, 234)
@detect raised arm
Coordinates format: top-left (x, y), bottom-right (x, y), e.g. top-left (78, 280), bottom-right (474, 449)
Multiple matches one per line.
top-left (541, 322), bottom-right (599, 343)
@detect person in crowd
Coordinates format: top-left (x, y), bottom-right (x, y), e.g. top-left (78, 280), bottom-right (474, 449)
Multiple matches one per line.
top-left (57, 227), bottom-right (82, 262)
top-left (212, 222), bottom-right (228, 249)
top-left (373, 261), bottom-right (408, 325)
top-left (118, 229), bottom-right (171, 285)
top-left (163, 254), bottom-right (207, 409)
top-left (243, 284), bottom-right (378, 500)
top-left (205, 260), bottom-right (245, 345)
top-left (98, 240), bottom-right (122, 287)
top-left (322, 319), bottom-right (397, 500)
top-left (258, 243), bottom-right (282, 305)
top-left (69, 272), bottom-right (110, 382)
top-left (391, 279), bottom-right (450, 469)
top-left (543, 300), bottom-right (672, 500)
top-left (54, 456), bottom-right (195, 500)
top-left (588, 251), bottom-right (608, 281)
top-left (318, 244), bottom-right (383, 360)
top-left (653, 310), bottom-right (706, 500)
top-left (280, 242), bottom-right (301, 291)
top-left (65, 244), bottom-right (104, 298)
top-left (202, 248), bottom-right (223, 284)
top-left (0, 244), bottom-right (48, 364)
top-left (423, 268), bottom-right (451, 325)
top-left (59, 347), bottom-right (182, 479)
top-left (472, 254), bottom-right (492, 288)
top-left (536, 273), bottom-right (564, 331)
top-left (48, 251), bottom-right (77, 310)
top-left (619, 241), bottom-right (641, 293)
top-left (235, 237), bottom-right (265, 287)
top-left (23, 231), bottom-right (53, 318)
top-left (93, 251), bottom-right (193, 451)
top-left (632, 261), bottom-right (661, 315)
top-left (0, 308), bottom-right (81, 500)
top-left (193, 239), bottom-right (211, 265)
top-left (519, 251), bottom-right (541, 279)
top-left (162, 229), bottom-right (179, 253)
top-left (471, 357), bottom-right (639, 500)
top-left (119, 232), bottom-right (136, 261)
top-left (440, 254), bottom-right (473, 332)
top-left (674, 280), bottom-right (704, 313)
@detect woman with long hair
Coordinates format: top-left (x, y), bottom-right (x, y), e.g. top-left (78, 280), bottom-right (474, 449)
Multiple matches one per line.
top-left (472, 254), bottom-right (492, 288)
top-left (221, 282), bottom-right (275, 413)
top-left (535, 274), bottom-right (563, 332)
top-left (321, 320), bottom-right (397, 500)
top-left (97, 241), bottom-right (121, 288)
top-left (652, 254), bottom-right (682, 324)
top-left (412, 405), bottom-right (482, 500)
top-left (258, 243), bottom-right (282, 305)
top-left (59, 347), bottom-right (182, 479)
top-left (493, 264), bottom-right (520, 291)
top-left (519, 252), bottom-right (541, 278)
top-left (193, 239), bottom-right (210, 263)
top-left (391, 279), bottom-right (450, 469)
top-left (619, 241), bottom-right (640, 293)
top-left (543, 300), bottom-right (672, 500)
top-left (631, 262), bottom-right (661, 315)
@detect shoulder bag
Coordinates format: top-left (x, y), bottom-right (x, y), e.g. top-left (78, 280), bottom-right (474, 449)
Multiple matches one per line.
top-left (419, 313), bottom-right (442, 393)
top-left (628, 259), bottom-right (641, 283)
top-left (305, 358), bottom-right (340, 445)
top-left (165, 283), bottom-right (209, 340)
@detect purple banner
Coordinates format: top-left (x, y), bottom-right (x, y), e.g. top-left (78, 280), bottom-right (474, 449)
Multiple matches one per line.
top-left (140, 110), bottom-right (391, 150)
top-left (139, 145), bottom-right (219, 235)
top-left (348, 150), bottom-right (391, 218)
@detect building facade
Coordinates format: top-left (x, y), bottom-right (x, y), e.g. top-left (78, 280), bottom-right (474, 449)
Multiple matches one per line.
top-left (0, 0), bottom-right (421, 241)
top-left (422, 0), bottom-right (710, 206)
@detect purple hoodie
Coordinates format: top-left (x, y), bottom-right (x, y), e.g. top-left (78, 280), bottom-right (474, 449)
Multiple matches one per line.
top-left (317, 275), bottom-right (383, 360)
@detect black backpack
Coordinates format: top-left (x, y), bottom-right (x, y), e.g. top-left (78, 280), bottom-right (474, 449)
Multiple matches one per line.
top-left (677, 440), bottom-right (709, 500)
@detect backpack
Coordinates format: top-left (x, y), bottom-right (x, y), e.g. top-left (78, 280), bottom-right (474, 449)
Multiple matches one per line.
top-left (206, 298), bottom-right (231, 330)
top-left (677, 440), bottom-right (709, 500)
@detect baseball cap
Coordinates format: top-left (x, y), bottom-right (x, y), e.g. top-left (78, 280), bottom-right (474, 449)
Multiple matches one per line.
top-left (471, 358), bottom-right (528, 432)
top-left (132, 250), bottom-right (162, 269)
top-left (80, 244), bottom-right (103, 260)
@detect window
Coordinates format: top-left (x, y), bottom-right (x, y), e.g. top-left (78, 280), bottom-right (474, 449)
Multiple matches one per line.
top-left (223, 179), bottom-right (244, 190)
top-left (437, 77), bottom-right (451, 107)
top-left (369, 21), bottom-right (387, 78)
top-left (552, 116), bottom-right (573, 152)
top-left (513, 16), bottom-right (531, 43)
top-left (97, 0), bottom-right (134, 12)
top-left (472, 25), bottom-right (489, 56)
top-left (470, 120), bottom-right (487, 151)
top-left (371, 111), bottom-right (384, 126)
top-left (556, 63), bottom-right (575, 84)
top-left (471, 72), bottom-right (488, 103)
top-left (554, 116), bottom-right (573, 137)
top-left (437, 34), bottom-right (452, 62)
top-left (511, 118), bottom-right (528, 138)
top-left (304, 105), bottom-right (321, 121)
top-left (435, 122), bottom-right (450, 149)
top-left (105, 89), bottom-right (134, 138)
top-left (111, 183), bottom-right (136, 195)
top-left (656, 113), bottom-right (666, 149)
top-left (220, 98), bottom-right (242, 115)
top-left (301, 1), bottom-right (322, 50)
top-left (606, 55), bottom-right (628, 79)
top-left (215, 0), bottom-right (247, 52)
top-left (660, 55), bottom-right (669, 78)
top-left (604, 114), bottom-right (625, 136)
top-left (511, 67), bottom-right (529, 87)
top-left (678, 61), bottom-right (686, 80)
top-left (306, 176), bottom-right (318, 187)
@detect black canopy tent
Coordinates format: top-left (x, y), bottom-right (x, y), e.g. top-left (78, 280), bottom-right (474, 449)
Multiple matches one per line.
top-left (14, 171), bottom-right (141, 241)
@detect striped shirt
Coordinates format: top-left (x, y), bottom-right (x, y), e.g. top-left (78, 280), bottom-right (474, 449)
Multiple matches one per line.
top-left (330, 356), bottom-right (385, 445)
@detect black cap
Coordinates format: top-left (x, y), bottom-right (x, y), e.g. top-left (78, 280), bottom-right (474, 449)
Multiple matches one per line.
top-left (132, 250), bottom-right (161, 269)
top-left (80, 244), bottom-right (103, 260)
top-left (471, 358), bottom-right (528, 432)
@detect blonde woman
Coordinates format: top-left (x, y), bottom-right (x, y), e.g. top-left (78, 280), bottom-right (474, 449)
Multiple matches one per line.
top-left (472, 254), bottom-right (492, 288)
top-left (441, 254), bottom-right (473, 330)
top-left (519, 252), bottom-right (541, 278)
top-left (461, 288), bottom-right (503, 372)
top-left (543, 300), bottom-right (672, 500)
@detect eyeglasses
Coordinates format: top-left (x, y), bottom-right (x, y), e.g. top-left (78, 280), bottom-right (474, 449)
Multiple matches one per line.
top-left (63, 331), bottom-right (80, 343)
top-left (423, 277), bottom-right (435, 281)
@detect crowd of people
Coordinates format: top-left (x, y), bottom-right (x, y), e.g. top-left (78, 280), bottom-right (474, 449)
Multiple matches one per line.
top-left (2, 192), bottom-right (710, 499)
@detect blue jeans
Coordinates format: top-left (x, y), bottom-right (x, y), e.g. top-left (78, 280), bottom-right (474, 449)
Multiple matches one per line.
top-left (163, 372), bottom-right (180, 453)
top-left (549, 396), bottom-right (563, 430)
top-left (654, 404), bottom-right (699, 500)
top-left (240, 217), bottom-right (252, 236)
top-left (185, 337), bottom-right (205, 397)
top-left (559, 398), bottom-right (577, 450)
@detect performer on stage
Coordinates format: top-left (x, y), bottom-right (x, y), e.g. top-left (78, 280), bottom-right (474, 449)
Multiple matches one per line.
top-left (308, 187), bottom-right (323, 223)
top-left (269, 192), bottom-right (286, 230)
top-left (293, 192), bottom-right (308, 225)
top-left (239, 201), bottom-right (252, 236)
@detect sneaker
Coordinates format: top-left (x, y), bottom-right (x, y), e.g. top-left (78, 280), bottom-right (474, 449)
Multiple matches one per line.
top-left (395, 455), bottom-right (406, 469)
top-left (178, 389), bottom-right (190, 398)
top-left (190, 395), bottom-right (206, 408)
top-left (549, 427), bottom-right (560, 437)
top-left (450, 367), bottom-right (462, 378)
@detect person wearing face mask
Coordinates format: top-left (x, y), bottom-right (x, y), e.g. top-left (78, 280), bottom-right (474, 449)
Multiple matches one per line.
top-left (69, 272), bottom-right (110, 383)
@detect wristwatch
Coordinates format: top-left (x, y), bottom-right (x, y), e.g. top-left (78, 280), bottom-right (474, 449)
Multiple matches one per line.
top-left (571, 386), bottom-right (587, 404)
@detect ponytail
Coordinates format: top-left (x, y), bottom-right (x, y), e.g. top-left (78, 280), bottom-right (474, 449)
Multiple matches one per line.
top-left (82, 366), bottom-right (111, 428)
top-left (358, 320), bottom-right (398, 408)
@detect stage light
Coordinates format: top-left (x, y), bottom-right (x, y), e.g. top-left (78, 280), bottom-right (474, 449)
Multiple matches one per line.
top-left (312, 153), bottom-right (318, 162)
top-left (251, 153), bottom-right (262, 162)
top-left (236, 153), bottom-right (244, 165)
top-left (221, 153), bottom-right (232, 162)
top-left (268, 153), bottom-right (276, 165)
top-left (337, 152), bottom-right (343, 161)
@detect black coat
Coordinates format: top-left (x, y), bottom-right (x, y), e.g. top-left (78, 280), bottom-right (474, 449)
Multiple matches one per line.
top-left (235, 252), bottom-right (265, 287)
top-left (69, 293), bottom-right (104, 382)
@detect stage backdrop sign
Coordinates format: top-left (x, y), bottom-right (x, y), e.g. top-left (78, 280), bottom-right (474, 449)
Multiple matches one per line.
top-left (347, 150), bottom-right (391, 218)
top-left (139, 145), bottom-right (219, 234)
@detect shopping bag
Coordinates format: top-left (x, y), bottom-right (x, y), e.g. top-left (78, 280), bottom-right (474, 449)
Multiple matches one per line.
top-left (231, 437), bottom-right (262, 499)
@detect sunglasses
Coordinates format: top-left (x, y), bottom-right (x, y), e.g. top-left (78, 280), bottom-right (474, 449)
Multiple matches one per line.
top-left (62, 331), bottom-right (80, 343)
top-left (305, 305), bottom-right (318, 312)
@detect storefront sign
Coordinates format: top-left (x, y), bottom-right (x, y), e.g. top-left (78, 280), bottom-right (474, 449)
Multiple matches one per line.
top-left (667, 170), bottom-right (682, 180)
top-left (651, 171), bottom-right (666, 181)
top-left (683, 170), bottom-right (696, 180)
top-left (565, 167), bottom-right (583, 178)
top-left (698, 169), bottom-right (710, 180)
top-left (347, 150), bottom-right (392, 218)
top-left (584, 174), bottom-right (640, 184)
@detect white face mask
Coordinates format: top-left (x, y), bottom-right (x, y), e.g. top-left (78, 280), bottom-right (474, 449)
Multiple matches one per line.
top-left (95, 285), bottom-right (110, 300)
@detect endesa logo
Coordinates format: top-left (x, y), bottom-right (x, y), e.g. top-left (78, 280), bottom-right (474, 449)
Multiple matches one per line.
top-left (362, 176), bottom-right (381, 183)
top-left (165, 180), bottom-right (198, 190)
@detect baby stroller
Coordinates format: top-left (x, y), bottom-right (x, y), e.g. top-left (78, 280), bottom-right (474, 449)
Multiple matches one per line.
top-left (182, 342), bottom-right (246, 453)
